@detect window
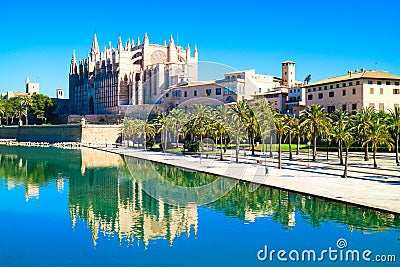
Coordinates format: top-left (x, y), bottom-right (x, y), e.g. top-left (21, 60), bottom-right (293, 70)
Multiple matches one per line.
top-left (318, 87), bottom-right (322, 91)
top-left (330, 85), bottom-right (334, 89)
top-left (343, 90), bottom-right (346, 96)
top-left (396, 82), bottom-right (400, 86)
top-left (308, 94), bottom-right (313, 100)
top-left (324, 86), bottom-right (327, 90)
top-left (394, 89), bottom-right (400, 94)
top-left (342, 83), bottom-right (346, 87)
top-left (352, 103), bottom-right (357, 110)
top-left (327, 106), bottom-right (335, 113)
top-left (379, 103), bottom-right (384, 111)
top-left (194, 90), bottom-right (197, 97)
top-left (356, 81), bottom-right (360, 85)
top-left (206, 89), bottom-right (212, 96)
top-left (329, 91), bottom-right (334, 97)
top-left (313, 88), bottom-right (316, 91)
top-left (370, 88), bottom-right (374, 94)
top-left (377, 81), bottom-right (382, 85)
top-left (184, 91), bottom-right (187, 97)
top-left (342, 104), bottom-right (347, 111)
top-left (336, 84), bottom-right (340, 88)
top-left (307, 88), bottom-right (311, 92)
top-left (166, 93), bottom-right (169, 98)
top-left (352, 88), bottom-right (356, 94)
top-left (368, 80), bottom-right (373, 85)
top-left (380, 88), bottom-right (383, 95)
top-left (369, 103), bottom-right (375, 108)
top-left (349, 82), bottom-right (353, 86)
top-left (318, 93), bottom-right (323, 99)
top-left (386, 81), bottom-right (391, 85)
top-left (216, 88), bottom-right (221, 95)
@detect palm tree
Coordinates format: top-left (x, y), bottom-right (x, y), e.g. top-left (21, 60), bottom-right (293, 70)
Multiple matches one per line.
top-left (144, 121), bottom-right (156, 149)
top-left (155, 112), bottom-right (168, 149)
top-left (166, 108), bottom-right (186, 149)
top-left (227, 107), bottom-right (246, 163)
top-left (300, 104), bottom-right (331, 161)
top-left (253, 98), bottom-right (274, 154)
top-left (274, 114), bottom-right (288, 169)
top-left (283, 113), bottom-right (296, 160)
top-left (389, 107), bottom-right (400, 165)
top-left (291, 118), bottom-right (302, 155)
top-left (20, 95), bottom-right (33, 125)
top-left (331, 110), bottom-right (349, 165)
top-left (214, 105), bottom-right (232, 153)
top-left (363, 118), bottom-right (394, 168)
top-left (341, 127), bottom-right (357, 178)
top-left (352, 107), bottom-right (375, 161)
top-left (191, 104), bottom-right (211, 143)
top-left (232, 100), bottom-right (259, 156)
top-left (304, 74), bottom-right (311, 85)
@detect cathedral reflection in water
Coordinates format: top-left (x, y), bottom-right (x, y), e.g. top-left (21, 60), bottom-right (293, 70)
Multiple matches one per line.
top-left (0, 145), bottom-right (399, 248)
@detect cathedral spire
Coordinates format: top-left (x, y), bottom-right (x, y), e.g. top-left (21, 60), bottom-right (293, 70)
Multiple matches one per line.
top-left (143, 32), bottom-right (149, 45)
top-left (168, 35), bottom-right (175, 46)
top-left (137, 36), bottom-right (141, 46)
top-left (70, 50), bottom-right (78, 74)
top-left (194, 44), bottom-right (198, 59)
top-left (117, 35), bottom-right (122, 50)
top-left (91, 33), bottom-right (99, 54)
top-left (71, 50), bottom-right (76, 64)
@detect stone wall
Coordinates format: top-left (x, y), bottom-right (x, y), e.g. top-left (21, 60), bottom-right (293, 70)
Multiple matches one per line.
top-left (0, 125), bottom-right (122, 144)
top-left (68, 114), bottom-right (124, 124)
top-left (81, 125), bottom-right (121, 144)
top-left (17, 125), bottom-right (82, 143)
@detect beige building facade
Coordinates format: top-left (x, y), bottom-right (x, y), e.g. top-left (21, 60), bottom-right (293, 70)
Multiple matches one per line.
top-left (305, 69), bottom-right (400, 113)
top-left (163, 78), bottom-right (245, 110)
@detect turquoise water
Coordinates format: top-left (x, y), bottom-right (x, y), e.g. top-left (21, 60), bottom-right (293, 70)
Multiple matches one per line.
top-left (0, 146), bottom-right (398, 267)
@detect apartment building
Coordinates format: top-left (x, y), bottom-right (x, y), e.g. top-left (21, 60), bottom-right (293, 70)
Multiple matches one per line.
top-left (304, 69), bottom-right (400, 113)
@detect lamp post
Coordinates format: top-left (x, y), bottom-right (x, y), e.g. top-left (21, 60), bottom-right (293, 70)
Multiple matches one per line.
top-left (307, 141), bottom-right (311, 168)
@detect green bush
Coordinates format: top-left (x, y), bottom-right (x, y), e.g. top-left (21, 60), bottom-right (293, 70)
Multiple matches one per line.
top-left (184, 140), bottom-right (201, 152)
top-left (146, 138), bottom-right (156, 149)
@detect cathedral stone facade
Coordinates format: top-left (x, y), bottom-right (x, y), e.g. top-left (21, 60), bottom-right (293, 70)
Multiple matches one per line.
top-left (69, 33), bottom-right (198, 115)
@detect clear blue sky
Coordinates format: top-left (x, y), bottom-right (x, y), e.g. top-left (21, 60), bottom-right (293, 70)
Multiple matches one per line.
top-left (1, 0), bottom-right (399, 97)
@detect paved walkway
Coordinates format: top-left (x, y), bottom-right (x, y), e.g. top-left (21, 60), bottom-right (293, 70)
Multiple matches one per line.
top-left (88, 146), bottom-right (400, 214)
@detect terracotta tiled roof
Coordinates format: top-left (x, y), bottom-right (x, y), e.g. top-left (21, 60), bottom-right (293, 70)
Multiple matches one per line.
top-left (305, 71), bottom-right (400, 87)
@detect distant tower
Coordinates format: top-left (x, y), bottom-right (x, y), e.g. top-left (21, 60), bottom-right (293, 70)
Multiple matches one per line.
top-left (26, 77), bottom-right (40, 94)
top-left (56, 88), bottom-right (64, 99)
top-left (281, 60), bottom-right (296, 88)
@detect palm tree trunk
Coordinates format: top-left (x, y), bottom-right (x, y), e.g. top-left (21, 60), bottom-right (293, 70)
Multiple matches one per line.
top-left (312, 127), bottom-right (317, 161)
top-left (373, 144), bottom-right (377, 168)
top-left (224, 136), bottom-right (227, 153)
top-left (396, 132), bottom-right (399, 165)
top-left (364, 143), bottom-right (369, 161)
top-left (296, 134), bottom-right (300, 155)
top-left (288, 133), bottom-right (293, 160)
top-left (339, 140), bottom-right (344, 165)
top-left (235, 136), bottom-right (239, 163)
top-left (220, 134), bottom-right (223, 161)
top-left (251, 134), bottom-right (255, 156)
top-left (278, 134), bottom-right (282, 169)
top-left (25, 107), bottom-right (28, 125)
top-left (269, 133), bottom-right (273, 157)
top-left (342, 147), bottom-right (349, 178)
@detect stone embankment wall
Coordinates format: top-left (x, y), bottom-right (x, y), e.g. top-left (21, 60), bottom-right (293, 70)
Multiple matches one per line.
top-left (0, 125), bottom-right (121, 144)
